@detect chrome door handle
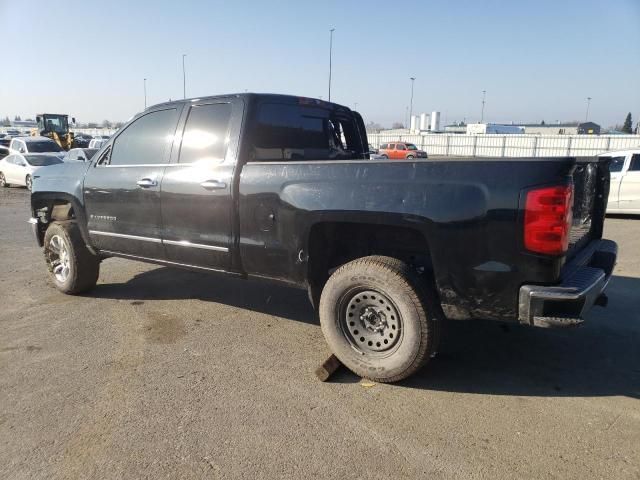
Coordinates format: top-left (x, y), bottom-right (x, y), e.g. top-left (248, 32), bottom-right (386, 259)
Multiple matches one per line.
top-left (136, 178), bottom-right (157, 188)
top-left (200, 180), bottom-right (227, 190)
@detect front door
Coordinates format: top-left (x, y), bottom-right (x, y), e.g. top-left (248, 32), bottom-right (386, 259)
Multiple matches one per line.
top-left (607, 154), bottom-right (627, 209)
top-left (83, 107), bottom-right (181, 258)
top-left (619, 153), bottom-right (640, 211)
top-left (160, 100), bottom-right (241, 270)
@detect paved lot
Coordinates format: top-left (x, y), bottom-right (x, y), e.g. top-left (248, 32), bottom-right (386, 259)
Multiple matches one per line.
top-left (0, 186), bottom-right (638, 479)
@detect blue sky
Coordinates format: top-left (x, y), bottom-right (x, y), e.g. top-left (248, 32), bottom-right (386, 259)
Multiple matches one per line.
top-left (1, 0), bottom-right (639, 127)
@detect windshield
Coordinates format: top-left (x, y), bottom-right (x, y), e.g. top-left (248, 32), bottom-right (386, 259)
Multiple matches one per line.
top-left (39, 115), bottom-right (69, 134)
top-left (406, 144), bottom-right (418, 150)
top-left (28, 141), bottom-right (63, 153)
top-left (24, 155), bottom-right (63, 166)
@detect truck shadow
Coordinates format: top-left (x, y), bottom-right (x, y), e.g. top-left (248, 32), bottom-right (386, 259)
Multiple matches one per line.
top-left (401, 274), bottom-right (640, 398)
top-left (92, 269), bottom-right (640, 398)
top-left (91, 266), bottom-right (318, 325)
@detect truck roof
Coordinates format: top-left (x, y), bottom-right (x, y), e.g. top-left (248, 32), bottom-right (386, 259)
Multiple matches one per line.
top-left (146, 93), bottom-right (349, 112)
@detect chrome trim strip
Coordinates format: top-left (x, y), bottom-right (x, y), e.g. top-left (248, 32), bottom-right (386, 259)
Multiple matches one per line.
top-left (100, 162), bottom-right (205, 168)
top-left (163, 239), bottom-right (228, 252)
top-left (99, 250), bottom-right (230, 274)
top-left (89, 230), bottom-right (162, 243)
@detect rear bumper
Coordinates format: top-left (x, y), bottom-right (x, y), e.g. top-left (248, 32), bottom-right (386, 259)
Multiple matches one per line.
top-left (518, 239), bottom-right (617, 328)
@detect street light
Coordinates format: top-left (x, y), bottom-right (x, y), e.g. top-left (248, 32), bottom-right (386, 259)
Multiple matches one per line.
top-left (481, 90), bottom-right (486, 123)
top-left (328, 28), bottom-right (335, 101)
top-left (409, 77), bottom-right (416, 121)
top-left (143, 78), bottom-right (147, 109)
top-left (585, 97), bottom-right (592, 122)
top-left (182, 54), bottom-right (187, 99)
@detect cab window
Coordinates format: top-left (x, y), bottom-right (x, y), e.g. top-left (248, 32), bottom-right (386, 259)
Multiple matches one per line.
top-left (251, 103), bottom-right (364, 161)
top-left (108, 108), bottom-right (178, 166)
top-left (396, 144), bottom-right (406, 151)
top-left (607, 156), bottom-right (626, 173)
top-left (629, 154), bottom-right (640, 171)
top-left (179, 103), bottom-right (232, 164)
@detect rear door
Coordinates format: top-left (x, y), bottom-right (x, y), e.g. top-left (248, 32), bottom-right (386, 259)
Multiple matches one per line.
top-left (619, 153), bottom-right (640, 211)
top-left (83, 106), bottom-right (181, 258)
top-left (159, 98), bottom-right (242, 270)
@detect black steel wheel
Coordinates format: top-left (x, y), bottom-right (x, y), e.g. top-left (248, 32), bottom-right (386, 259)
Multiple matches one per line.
top-left (320, 255), bottom-right (442, 383)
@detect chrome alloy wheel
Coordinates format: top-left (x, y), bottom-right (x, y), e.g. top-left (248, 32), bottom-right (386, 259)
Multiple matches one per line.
top-left (342, 289), bottom-right (402, 354)
top-left (48, 235), bottom-right (71, 283)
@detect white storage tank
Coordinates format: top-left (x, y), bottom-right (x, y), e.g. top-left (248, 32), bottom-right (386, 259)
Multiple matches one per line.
top-left (410, 115), bottom-right (419, 133)
top-left (430, 111), bottom-right (441, 132)
top-left (419, 113), bottom-right (429, 131)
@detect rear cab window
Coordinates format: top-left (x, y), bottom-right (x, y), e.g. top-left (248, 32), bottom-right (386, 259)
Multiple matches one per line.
top-left (250, 101), bottom-right (365, 161)
top-left (606, 156), bottom-right (626, 173)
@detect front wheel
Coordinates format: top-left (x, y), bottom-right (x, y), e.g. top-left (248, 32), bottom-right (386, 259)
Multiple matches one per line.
top-left (44, 221), bottom-right (100, 294)
top-left (0, 172), bottom-right (7, 187)
top-left (25, 175), bottom-right (32, 191)
top-left (319, 256), bottom-right (442, 383)
top-left (380, 154), bottom-right (388, 159)
top-left (406, 155), bottom-right (415, 159)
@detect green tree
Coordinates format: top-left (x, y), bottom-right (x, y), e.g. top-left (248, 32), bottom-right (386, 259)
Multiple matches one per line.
top-left (622, 113), bottom-right (632, 134)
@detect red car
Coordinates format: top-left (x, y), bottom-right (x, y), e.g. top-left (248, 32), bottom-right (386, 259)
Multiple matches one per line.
top-left (378, 142), bottom-right (428, 160)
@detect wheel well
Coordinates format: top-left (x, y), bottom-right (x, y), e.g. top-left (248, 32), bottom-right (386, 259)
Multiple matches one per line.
top-left (31, 199), bottom-right (76, 244)
top-left (307, 222), bottom-right (433, 296)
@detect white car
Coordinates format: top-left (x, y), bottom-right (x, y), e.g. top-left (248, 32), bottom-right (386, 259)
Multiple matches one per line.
top-left (88, 138), bottom-right (108, 149)
top-left (0, 153), bottom-right (63, 190)
top-left (600, 149), bottom-right (640, 214)
top-left (9, 136), bottom-right (65, 159)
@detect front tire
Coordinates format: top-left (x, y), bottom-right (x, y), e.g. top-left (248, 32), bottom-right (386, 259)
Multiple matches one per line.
top-left (25, 175), bottom-right (32, 191)
top-left (44, 221), bottom-right (100, 294)
top-left (319, 256), bottom-right (442, 383)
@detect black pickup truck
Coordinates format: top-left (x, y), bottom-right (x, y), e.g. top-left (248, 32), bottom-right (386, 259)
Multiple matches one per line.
top-left (29, 93), bottom-right (617, 382)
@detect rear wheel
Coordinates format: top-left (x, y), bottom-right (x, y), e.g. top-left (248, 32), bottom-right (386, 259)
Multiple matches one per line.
top-left (44, 221), bottom-right (100, 294)
top-left (25, 175), bottom-right (32, 191)
top-left (406, 155), bottom-right (415, 159)
top-left (319, 255), bottom-right (442, 383)
top-left (380, 154), bottom-right (388, 159)
top-left (0, 172), bottom-right (7, 187)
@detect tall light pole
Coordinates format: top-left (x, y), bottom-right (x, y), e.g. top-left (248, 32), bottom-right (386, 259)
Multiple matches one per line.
top-left (182, 54), bottom-right (187, 99)
top-left (480, 90), bottom-right (486, 123)
top-left (409, 77), bottom-right (416, 121)
top-left (143, 78), bottom-right (147, 109)
top-left (328, 28), bottom-right (335, 101)
top-left (585, 97), bottom-right (592, 122)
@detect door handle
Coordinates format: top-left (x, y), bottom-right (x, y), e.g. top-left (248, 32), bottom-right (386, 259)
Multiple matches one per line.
top-left (200, 179), bottom-right (227, 190)
top-left (136, 177), bottom-right (157, 188)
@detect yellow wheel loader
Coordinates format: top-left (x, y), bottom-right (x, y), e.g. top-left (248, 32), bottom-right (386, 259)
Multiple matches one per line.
top-left (31, 114), bottom-right (75, 150)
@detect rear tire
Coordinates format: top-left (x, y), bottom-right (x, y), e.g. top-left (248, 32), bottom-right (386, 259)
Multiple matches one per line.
top-left (381, 154), bottom-right (388, 159)
top-left (406, 155), bottom-right (415, 159)
top-left (44, 221), bottom-right (100, 294)
top-left (319, 255), bottom-right (442, 383)
top-left (0, 172), bottom-right (7, 187)
top-left (25, 175), bottom-right (32, 191)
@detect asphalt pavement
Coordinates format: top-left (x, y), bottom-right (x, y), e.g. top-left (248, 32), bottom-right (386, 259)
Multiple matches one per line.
top-left (1, 186), bottom-right (638, 479)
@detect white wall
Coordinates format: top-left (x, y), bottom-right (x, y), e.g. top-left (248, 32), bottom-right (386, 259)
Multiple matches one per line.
top-left (368, 133), bottom-right (640, 157)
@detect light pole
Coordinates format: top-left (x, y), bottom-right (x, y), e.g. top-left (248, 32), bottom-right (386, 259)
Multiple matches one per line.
top-left (585, 97), bottom-right (592, 122)
top-left (143, 78), bottom-right (147, 109)
top-left (182, 54), bottom-right (187, 99)
top-left (480, 90), bottom-right (486, 123)
top-left (409, 77), bottom-right (416, 121)
top-left (328, 28), bottom-right (335, 101)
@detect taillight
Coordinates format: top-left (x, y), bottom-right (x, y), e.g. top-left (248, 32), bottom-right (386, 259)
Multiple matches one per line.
top-left (524, 185), bottom-right (574, 255)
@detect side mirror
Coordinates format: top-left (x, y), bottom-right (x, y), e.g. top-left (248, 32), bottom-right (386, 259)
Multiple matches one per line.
top-left (72, 117), bottom-right (76, 124)
top-left (36, 116), bottom-right (41, 122)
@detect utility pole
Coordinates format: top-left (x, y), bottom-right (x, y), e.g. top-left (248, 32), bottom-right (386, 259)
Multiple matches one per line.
top-left (328, 28), bottom-right (335, 101)
top-left (585, 97), bottom-right (592, 122)
top-left (481, 90), bottom-right (486, 123)
top-left (182, 54), bottom-right (187, 99)
top-left (143, 78), bottom-right (147, 109)
top-left (409, 77), bottom-right (416, 120)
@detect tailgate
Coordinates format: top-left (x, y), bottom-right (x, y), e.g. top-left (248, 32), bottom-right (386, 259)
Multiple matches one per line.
top-left (567, 157), bottom-right (609, 259)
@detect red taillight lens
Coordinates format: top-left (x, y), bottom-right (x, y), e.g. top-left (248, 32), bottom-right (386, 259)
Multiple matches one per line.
top-left (524, 185), bottom-right (574, 255)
